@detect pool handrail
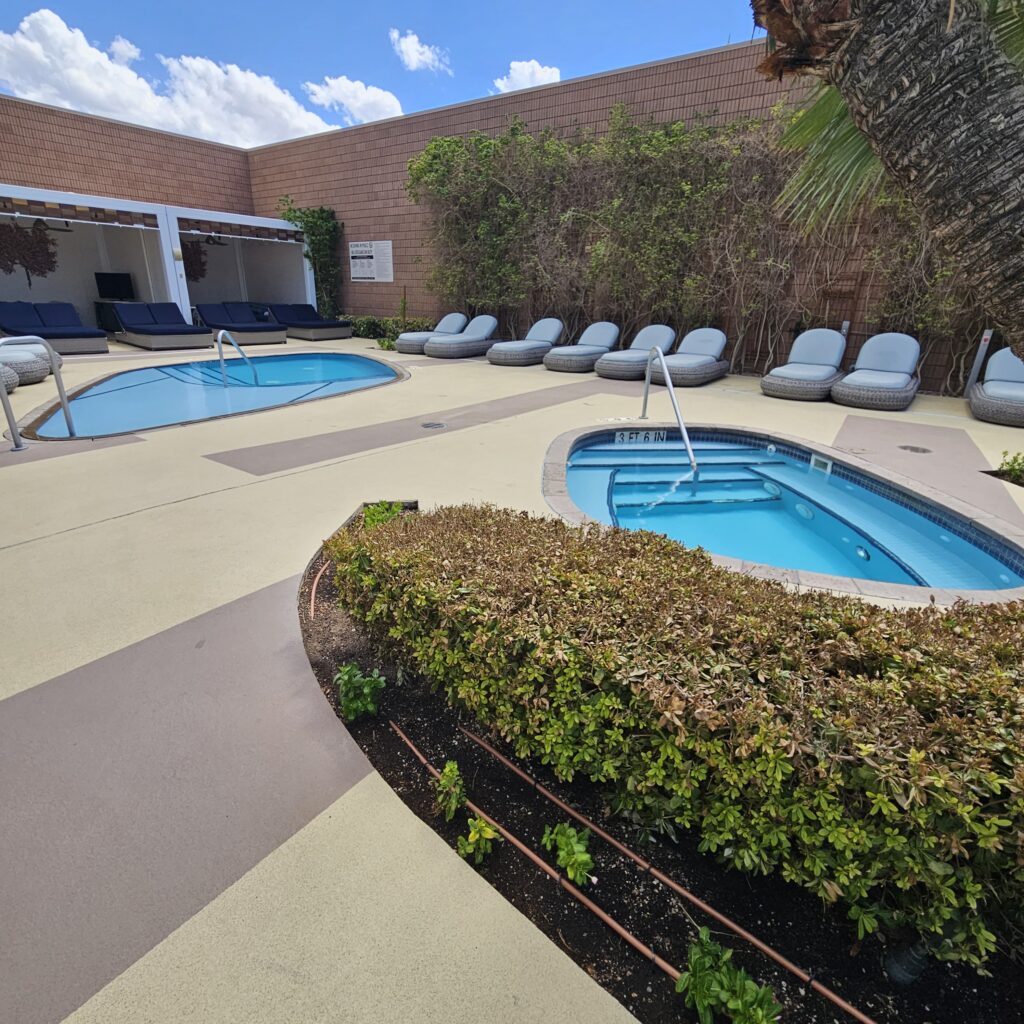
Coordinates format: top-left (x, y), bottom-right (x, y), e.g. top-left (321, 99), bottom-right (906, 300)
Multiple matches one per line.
top-left (0, 335), bottom-right (75, 442)
top-left (215, 329), bottom-right (259, 387)
top-left (639, 346), bottom-right (698, 473)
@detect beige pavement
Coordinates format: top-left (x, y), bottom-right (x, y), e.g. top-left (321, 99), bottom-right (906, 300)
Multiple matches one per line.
top-left (1, 337), bottom-right (1022, 1022)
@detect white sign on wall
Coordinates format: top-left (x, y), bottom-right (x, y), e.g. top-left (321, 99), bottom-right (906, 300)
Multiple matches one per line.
top-left (349, 240), bottom-right (394, 283)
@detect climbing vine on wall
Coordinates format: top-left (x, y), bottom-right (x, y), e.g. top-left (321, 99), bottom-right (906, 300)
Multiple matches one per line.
top-left (406, 108), bottom-right (990, 392)
top-left (278, 196), bottom-right (342, 318)
top-left (0, 220), bottom-right (58, 287)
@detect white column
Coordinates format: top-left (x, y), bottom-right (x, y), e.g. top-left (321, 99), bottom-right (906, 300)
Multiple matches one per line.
top-left (155, 206), bottom-right (191, 315)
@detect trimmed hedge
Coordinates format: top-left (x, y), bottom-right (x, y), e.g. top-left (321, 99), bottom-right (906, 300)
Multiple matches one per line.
top-left (327, 505), bottom-right (1024, 966)
top-left (346, 314), bottom-right (435, 349)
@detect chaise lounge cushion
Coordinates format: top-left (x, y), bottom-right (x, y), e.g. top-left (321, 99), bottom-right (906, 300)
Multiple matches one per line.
top-left (983, 380), bottom-right (1024, 402)
top-left (34, 302), bottom-right (108, 338)
top-left (0, 301), bottom-right (42, 331)
top-left (968, 347), bottom-right (1024, 426)
top-left (839, 369), bottom-right (913, 390)
top-left (766, 362), bottom-right (839, 382)
top-left (115, 302), bottom-right (211, 336)
top-left (197, 302), bottom-right (283, 333)
top-left (422, 315), bottom-right (499, 358)
top-left (486, 318), bottom-right (564, 365)
top-left (649, 328), bottom-right (729, 387)
top-left (268, 303), bottom-right (352, 328)
top-left (595, 324), bottom-right (676, 380)
top-left (396, 312), bottom-right (468, 352)
top-left (543, 322), bottom-right (621, 372)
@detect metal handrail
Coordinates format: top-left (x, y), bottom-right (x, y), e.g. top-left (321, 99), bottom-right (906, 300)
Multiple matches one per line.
top-left (214, 329), bottom-right (259, 387)
top-left (0, 336), bottom-right (76, 442)
top-left (639, 346), bottom-right (698, 473)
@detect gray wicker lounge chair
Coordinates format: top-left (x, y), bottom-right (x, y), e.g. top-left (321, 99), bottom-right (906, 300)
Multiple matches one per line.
top-left (5, 339), bottom-right (62, 371)
top-left (0, 347), bottom-right (50, 386)
top-left (395, 312), bottom-right (468, 354)
top-left (486, 318), bottom-right (565, 366)
top-left (830, 332), bottom-right (920, 411)
top-left (543, 322), bottom-right (620, 373)
top-left (1, 362), bottom-right (17, 394)
top-left (649, 328), bottom-right (728, 387)
top-left (760, 328), bottom-right (846, 401)
top-left (595, 324), bottom-right (677, 381)
top-left (422, 315), bottom-right (499, 358)
top-left (968, 347), bottom-right (1024, 427)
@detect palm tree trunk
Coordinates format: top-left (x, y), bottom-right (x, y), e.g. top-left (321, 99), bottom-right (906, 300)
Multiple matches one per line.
top-left (756, 0), bottom-right (1024, 354)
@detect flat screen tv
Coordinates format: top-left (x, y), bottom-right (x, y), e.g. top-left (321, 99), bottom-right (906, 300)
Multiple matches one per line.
top-left (95, 272), bottom-right (135, 301)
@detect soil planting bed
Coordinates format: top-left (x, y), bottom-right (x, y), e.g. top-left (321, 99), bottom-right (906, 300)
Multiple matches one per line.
top-left (299, 527), bottom-right (1023, 1024)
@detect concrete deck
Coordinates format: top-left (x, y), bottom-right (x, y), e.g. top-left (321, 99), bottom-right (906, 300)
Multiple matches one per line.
top-left (1, 338), bottom-right (1021, 1022)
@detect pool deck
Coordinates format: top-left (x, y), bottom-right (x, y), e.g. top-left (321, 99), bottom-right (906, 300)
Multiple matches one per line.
top-left (1, 337), bottom-right (1022, 1023)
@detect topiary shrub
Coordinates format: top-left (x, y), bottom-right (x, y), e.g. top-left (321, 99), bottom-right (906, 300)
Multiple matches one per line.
top-left (326, 505), bottom-right (1024, 967)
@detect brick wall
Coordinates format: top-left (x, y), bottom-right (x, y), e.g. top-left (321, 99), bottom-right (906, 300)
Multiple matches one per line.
top-left (247, 41), bottom-right (801, 320)
top-left (0, 95), bottom-right (253, 213)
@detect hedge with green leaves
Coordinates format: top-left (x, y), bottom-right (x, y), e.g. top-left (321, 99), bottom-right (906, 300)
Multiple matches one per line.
top-left (327, 505), bottom-right (1024, 966)
top-left (346, 314), bottom-right (434, 348)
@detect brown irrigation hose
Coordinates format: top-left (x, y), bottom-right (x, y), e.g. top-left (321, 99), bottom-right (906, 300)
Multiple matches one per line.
top-left (459, 725), bottom-right (879, 1024)
top-left (388, 720), bottom-right (681, 983)
top-left (309, 558), bottom-right (331, 621)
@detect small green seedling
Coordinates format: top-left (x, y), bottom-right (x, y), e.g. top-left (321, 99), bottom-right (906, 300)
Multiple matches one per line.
top-left (363, 500), bottom-right (404, 529)
top-left (333, 663), bottom-right (386, 721)
top-left (676, 927), bottom-right (782, 1024)
top-left (541, 822), bottom-right (594, 886)
top-left (457, 816), bottom-right (501, 864)
top-left (998, 450), bottom-right (1024, 486)
top-left (434, 760), bottom-right (467, 822)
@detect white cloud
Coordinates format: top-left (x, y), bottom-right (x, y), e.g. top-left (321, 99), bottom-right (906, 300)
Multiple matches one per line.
top-left (304, 75), bottom-right (403, 125)
top-left (108, 35), bottom-right (140, 66)
top-left (388, 28), bottom-right (452, 75)
top-left (0, 9), bottom-right (403, 145)
top-left (493, 58), bottom-right (561, 93)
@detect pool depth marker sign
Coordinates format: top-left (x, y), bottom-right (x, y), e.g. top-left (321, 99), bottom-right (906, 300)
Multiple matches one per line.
top-left (349, 241), bottom-right (394, 283)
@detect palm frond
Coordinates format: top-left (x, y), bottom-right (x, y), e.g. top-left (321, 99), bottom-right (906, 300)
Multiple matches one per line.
top-left (988, 0), bottom-right (1024, 65)
top-left (778, 87), bottom-right (885, 230)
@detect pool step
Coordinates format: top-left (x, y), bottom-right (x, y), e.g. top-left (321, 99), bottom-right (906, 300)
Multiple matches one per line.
top-left (612, 466), bottom-right (763, 485)
top-left (573, 454), bottom-right (786, 469)
top-left (615, 493), bottom-right (780, 510)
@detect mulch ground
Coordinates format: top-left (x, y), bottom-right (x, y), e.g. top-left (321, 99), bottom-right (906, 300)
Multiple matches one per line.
top-left (298, 537), bottom-right (1023, 1024)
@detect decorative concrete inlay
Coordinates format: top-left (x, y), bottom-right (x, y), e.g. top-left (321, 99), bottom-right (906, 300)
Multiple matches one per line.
top-left (0, 430), bottom-right (143, 469)
top-left (833, 414), bottom-right (1024, 527)
top-left (206, 378), bottom-right (637, 477)
top-left (0, 576), bottom-right (370, 1024)
top-left (542, 423), bottom-right (1024, 606)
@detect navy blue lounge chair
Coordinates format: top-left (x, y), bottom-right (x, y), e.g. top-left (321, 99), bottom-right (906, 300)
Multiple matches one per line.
top-left (266, 303), bottom-right (353, 341)
top-left (196, 303), bottom-right (287, 345)
top-left (114, 302), bottom-right (212, 350)
top-left (0, 301), bottom-right (109, 354)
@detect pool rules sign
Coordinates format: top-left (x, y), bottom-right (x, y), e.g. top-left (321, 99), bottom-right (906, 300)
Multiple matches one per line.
top-left (349, 241), bottom-right (394, 283)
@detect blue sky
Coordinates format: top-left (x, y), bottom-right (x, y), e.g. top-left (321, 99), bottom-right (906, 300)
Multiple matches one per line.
top-left (0, 3), bottom-right (764, 146)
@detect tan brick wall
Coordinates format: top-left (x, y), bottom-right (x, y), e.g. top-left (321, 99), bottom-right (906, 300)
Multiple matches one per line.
top-left (247, 41), bottom-right (802, 320)
top-left (0, 95), bottom-right (253, 213)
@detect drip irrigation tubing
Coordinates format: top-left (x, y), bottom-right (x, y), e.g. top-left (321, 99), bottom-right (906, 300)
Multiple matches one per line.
top-left (459, 725), bottom-right (879, 1024)
top-left (309, 558), bottom-right (331, 621)
top-left (388, 720), bottom-right (681, 983)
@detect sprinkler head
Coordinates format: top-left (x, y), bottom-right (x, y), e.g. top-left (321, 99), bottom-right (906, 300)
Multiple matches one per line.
top-left (884, 941), bottom-right (929, 985)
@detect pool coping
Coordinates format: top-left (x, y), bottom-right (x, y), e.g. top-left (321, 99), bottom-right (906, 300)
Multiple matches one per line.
top-left (15, 350), bottom-right (410, 442)
top-left (542, 423), bottom-right (1024, 606)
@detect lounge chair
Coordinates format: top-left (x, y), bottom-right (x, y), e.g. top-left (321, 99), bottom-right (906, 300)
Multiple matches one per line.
top-left (114, 302), bottom-right (213, 350)
top-left (486, 318), bottom-right (565, 366)
top-left (395, 312), bottom-right (468, 354)
top-left (830, 332), bottom-right (920, 411)
top-left (0, 362), bottom-right (17, 394)
top-left (596, 324), bottom-right (677, 380)
top-left (543, 322), bottom-right (621, 373)
top-left (0, 346), bottom-right (51, 386)
top-left (196, 303), bottom-right (287, 345)
top-left (267, 303), bottom-right (353, 341)
top-left (969, 347), bottom-right (1024, 427)
top-left (650, 328), bottom-right (729, 387)
top-left (422, 315), bottom-right (499, 358)
top-left (760, 328), bottom-right (847, 401)
top-left (0, 301), bottom-right (108, 354)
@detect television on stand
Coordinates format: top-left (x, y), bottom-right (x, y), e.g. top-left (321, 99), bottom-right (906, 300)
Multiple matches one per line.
top-left (95, 272), bottom-right (136, 301)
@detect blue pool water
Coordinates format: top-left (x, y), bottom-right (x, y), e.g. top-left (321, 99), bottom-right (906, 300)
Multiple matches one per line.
top-left (35, 353), bottom-right (398, 438)
top-left (566, 432), bottom-right (1024, 590)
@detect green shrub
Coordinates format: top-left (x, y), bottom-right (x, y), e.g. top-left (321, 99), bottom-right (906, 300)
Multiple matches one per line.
top-left (997, 450), bottom-right (1024, 486)
top-left (363, 500), bottom-right (403, 529)
top-left (346, 314), bottom-right (434, 348)
top-left (457, 816), bottom-right (501, 864)
top-left (677, 927), bottom-right (781, 1024)
top-left (327, 505), bottom-right (1024, 966)
top-left (434, 760), bottom-right (467, 822)
top-left (541, 822), bottom-right (595, 886)
top-left (333, 663), bottom-right (386, 721)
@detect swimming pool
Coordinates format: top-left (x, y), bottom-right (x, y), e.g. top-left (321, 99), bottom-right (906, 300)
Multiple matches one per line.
top-left (32, 353), bottom-right (399, 438)
top-left (565, 430), bottom-right (1024, 591)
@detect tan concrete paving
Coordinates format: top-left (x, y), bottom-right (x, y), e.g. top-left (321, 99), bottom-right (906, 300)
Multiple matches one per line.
top-left (2, 338), bottom-right (1023, 1023)
top-left (63, 773), bottom-right (638, 1024)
